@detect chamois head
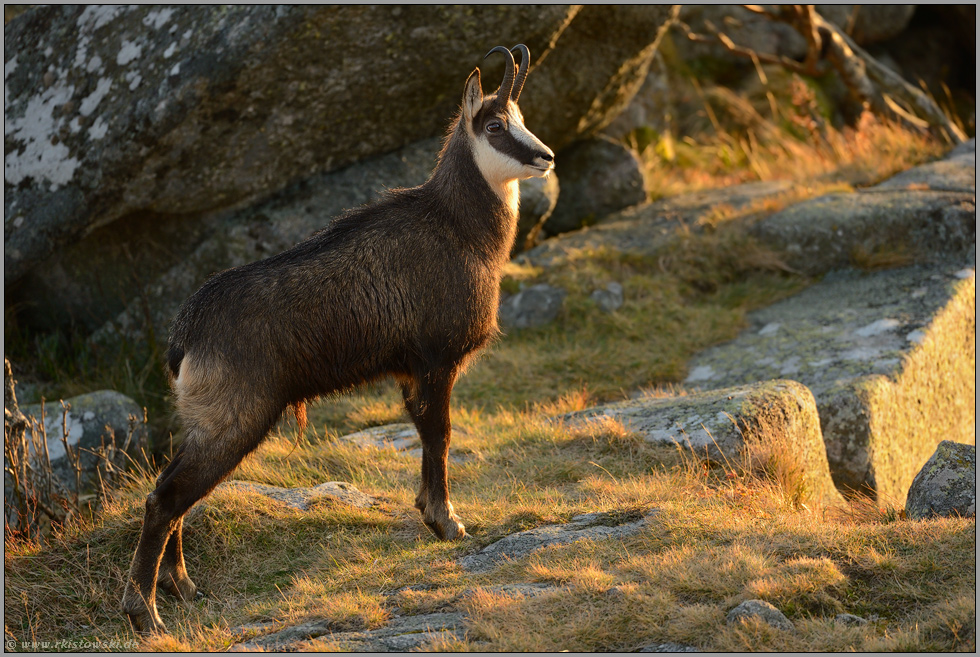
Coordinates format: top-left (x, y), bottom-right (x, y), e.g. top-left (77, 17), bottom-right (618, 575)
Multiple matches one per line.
top-left (462, 44), bottom-right (554, 189)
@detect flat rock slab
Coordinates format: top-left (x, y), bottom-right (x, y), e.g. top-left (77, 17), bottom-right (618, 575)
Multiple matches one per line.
top-left (459, 509), bottom-right (657, 573)
top-left (564, 380), bottom-right (842, 506)
top-left (338, 423), bottom-right (472, 463)
top-left (215, 480), bottom-right (378, 511)
top-left (231, 583), bottom-right (563, 651)
top-left (685, 264), bottom-right (976, 503)
top-left (520, 180), bottom-right (795, 268)
top-left (230, 611), bottom-right (465, 652)
top-left (751, 144), bottom-right (976, 276)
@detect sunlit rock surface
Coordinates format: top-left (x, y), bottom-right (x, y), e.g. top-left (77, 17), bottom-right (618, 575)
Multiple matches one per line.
top-left (905, 441), bottom-right (976, 520)
top-left (685, 265), bottom-right (975, 504)
top-left (564, 380), bottom-right (843, 506)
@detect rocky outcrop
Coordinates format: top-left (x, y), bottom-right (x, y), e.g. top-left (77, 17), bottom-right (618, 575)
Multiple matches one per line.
top-left (565, 380), bottom-right (843, 506)
top-left (685, 265), bottom-right (975, 504)
top-left (518, 180), bottom-right (796, 268)
top-left (750, 144), bottom-right (975, 277)
top-left (905, 441), bottom-right (976, 520)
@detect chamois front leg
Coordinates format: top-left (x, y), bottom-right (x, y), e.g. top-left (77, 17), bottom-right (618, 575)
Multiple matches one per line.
top-left (405, 371), bottom-right (465, 540)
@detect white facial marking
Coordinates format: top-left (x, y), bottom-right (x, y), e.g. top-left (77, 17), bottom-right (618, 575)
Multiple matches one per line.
top-left (470, 100), bottom-right (553, 210)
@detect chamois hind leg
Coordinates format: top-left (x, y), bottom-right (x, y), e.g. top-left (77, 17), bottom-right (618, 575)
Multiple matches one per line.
top-left (156, 516), bottom-right (198, 601)
top-left (404, 369), bottom-right (465, 540)
top-left (122, 413), bottom-right (273, 634)
top-left (401, 380), bottom-right (429, 514)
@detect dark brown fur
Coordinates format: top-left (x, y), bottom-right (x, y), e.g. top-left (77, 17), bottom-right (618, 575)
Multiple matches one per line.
top-left (121, 52), bottom-right (552, 634)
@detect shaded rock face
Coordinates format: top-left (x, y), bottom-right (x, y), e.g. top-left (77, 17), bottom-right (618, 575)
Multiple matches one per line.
top-left (4, 5), bottom-right (576, 286)
top-left (815, 5), bottom-right (916, 45)
top-left (543, 136), bottom-right (648, 237)
top-left (519, 5), bottom-right (678, 151)
top-left (905, 441), bottom-right (976, 520)
top-left (516, 172), bottom-right (560, 253)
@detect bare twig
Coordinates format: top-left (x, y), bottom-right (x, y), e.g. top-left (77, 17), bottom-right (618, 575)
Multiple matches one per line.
top-left (678, 5), bottom-right (966, 143)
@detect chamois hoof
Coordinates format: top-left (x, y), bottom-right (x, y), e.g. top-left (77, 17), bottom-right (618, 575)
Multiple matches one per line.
top-left (158, 574), bottom-right (199, 602)
top-left (424, 511), bottom-right (467, 541)
top-left (124, 607), bottom-right (168, 636)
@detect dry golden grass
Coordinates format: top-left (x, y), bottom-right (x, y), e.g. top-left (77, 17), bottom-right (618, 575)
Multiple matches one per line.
top-left (636, 67), bottom-right (947, 201)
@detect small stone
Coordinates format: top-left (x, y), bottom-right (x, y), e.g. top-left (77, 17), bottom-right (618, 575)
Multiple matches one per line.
top-left (591, 282), bottom-right (624, 313)
top-left (834, 613), bottom-right (869, 626)
top-left (638, 642), bottom-right (699, 652)
top-left (498, 283), bottom-right (566, 329)
top-left (726, 600), bottom-right (794, 631)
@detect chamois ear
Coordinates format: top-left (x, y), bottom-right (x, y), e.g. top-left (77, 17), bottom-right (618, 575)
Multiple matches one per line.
top-left (462, 68), bottom-right (483, 121)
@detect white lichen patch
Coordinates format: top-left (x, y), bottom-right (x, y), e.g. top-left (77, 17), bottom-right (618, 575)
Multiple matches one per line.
top-left (125, 70), bottom-right (142, 91)
top-left (86, 55), bottom-right (103, 74)
top-left (4, 76), bottom-right (79, 188)
top-left (79, 77), bottom-right (112, 116)
top-left (758, 322), bottom-right (781, 336)
top-left (89, 117), bottom-right (108, 140)
top-left (685, 365), bottom-right (716, 383)
top-left (142, 7), bottom-right (175, 30)
top-left (27, 410), bottom-right (85, 462)
top-left (116, 39), bottom-right (143, 66)
top-left (163, 42), bottom-right (178, 58)
top-left (854, 318), bottom-right (901, 338)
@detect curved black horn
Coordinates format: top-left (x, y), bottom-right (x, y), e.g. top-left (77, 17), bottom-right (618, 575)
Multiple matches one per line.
top-left (510, 44), bottom-right (530, 102)
top-left (484, 45), bottom-right (516, 103)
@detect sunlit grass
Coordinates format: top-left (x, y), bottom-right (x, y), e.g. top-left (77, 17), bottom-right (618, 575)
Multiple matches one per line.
top-left (5, 398), bottom-right (975, 651)
top-left (634, 66), bottom-right (948, 201)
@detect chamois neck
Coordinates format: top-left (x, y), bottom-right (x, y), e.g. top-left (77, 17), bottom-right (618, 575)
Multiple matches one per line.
top-left (426, 118), bottom-right (520, 257)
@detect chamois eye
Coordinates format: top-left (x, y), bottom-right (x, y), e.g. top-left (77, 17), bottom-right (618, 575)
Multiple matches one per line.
top-left (486, 121), bottom-right (503, 133)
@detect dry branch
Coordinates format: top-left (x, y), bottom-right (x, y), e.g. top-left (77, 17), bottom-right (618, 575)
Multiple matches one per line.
top-left (680, 4), bottom-right (966, 143)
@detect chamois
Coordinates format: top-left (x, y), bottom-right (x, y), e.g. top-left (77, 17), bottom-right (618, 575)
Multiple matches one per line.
top-left (122, 44), bottom-right (554, 633)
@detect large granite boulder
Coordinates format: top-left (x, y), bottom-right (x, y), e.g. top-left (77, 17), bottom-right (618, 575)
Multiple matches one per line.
top-left (5, 5), bottom-right (677, 343)
top-left (542, 136), bottom-right (648, 237)
top-left (20, 389), bottom-right (148, 488)
top-left (3, 5), bottom-right (575, 286)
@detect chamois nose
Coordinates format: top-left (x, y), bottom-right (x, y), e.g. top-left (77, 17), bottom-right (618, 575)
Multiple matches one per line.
top-left (539, 151), bottom-right (554, 162)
